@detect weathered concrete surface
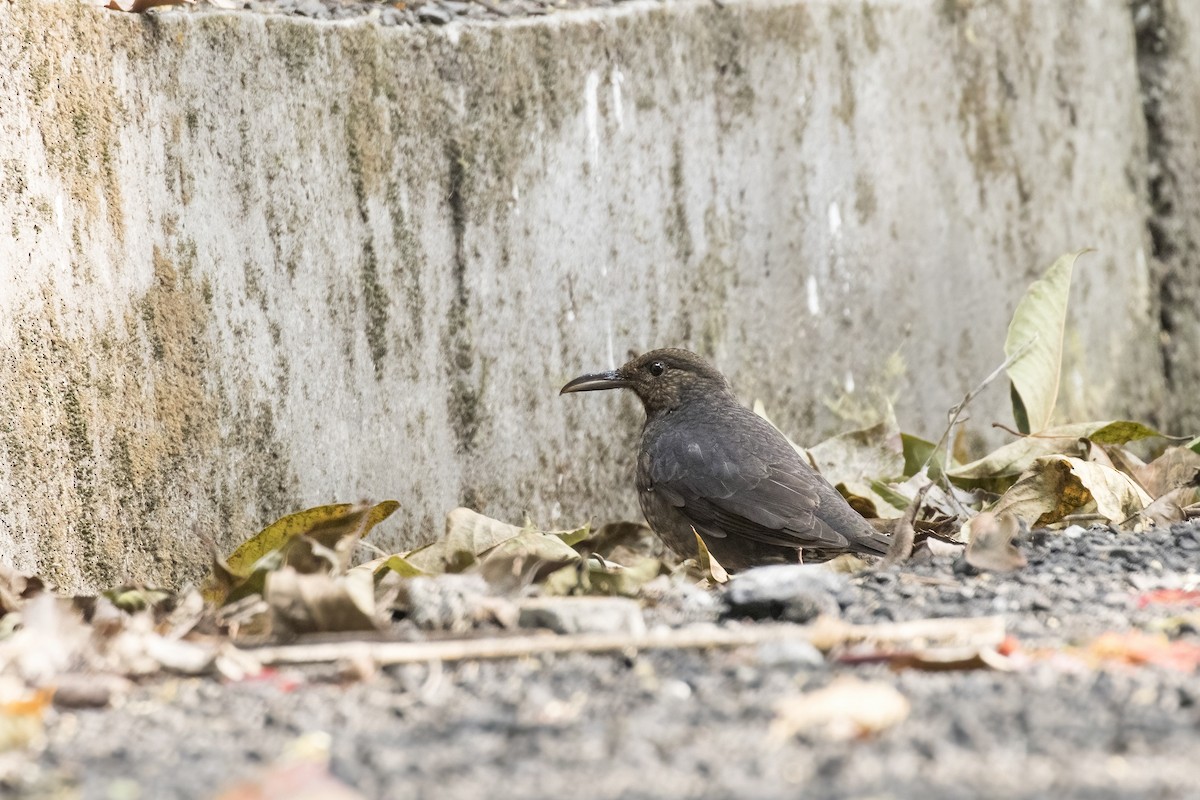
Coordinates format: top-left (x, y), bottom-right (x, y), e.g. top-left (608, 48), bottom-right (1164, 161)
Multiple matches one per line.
top-left (0, 0), bottom-right (1166, 591)
top-left (1136, 0), bottom-right (1200, 432)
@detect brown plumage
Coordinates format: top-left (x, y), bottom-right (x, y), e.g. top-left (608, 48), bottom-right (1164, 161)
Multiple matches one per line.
top-left (560, 348), bottom-right (891, 571)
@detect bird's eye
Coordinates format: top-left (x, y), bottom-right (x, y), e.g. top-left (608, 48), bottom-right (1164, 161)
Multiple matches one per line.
top-left (648, 361), bottom-right (665, 377)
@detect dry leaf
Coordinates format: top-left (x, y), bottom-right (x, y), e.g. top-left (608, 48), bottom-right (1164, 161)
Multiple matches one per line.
top-left (265, 568), bottom-right (378, 635)
top-left (205, 501), bottom-right (399, 605)
top-left (1136, 447), bottom-right (1200, 499)
top-left (963, 512), bottom-right (1026, 572)
top-left (1126, 486), bottom-right (1196, 531)
top-left (771, 677), bottom-right (909, 741)
top-left (991, 456), bottom-right (1150, 527)
top-left (693, 533), bottom-right (729, 585)
top-left (949, 421), bottom-right (1161, 485)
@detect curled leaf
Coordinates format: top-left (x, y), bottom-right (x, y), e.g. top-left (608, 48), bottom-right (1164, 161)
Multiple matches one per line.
top-left (991, 456), bottom-right (1150, 527)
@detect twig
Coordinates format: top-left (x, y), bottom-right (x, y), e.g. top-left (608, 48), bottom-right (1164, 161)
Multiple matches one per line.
top-left (241, 616), bottom-right (1006, 667)
top-left (882, 483), bottom-right (932, 567)
top-left (920, 337), bottom-right (1038, 520)
top-left (922, 336), bottom-right (1038, 476)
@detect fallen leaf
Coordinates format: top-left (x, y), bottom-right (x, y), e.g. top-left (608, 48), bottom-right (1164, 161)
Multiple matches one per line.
top-left (901, 432), bottom-right (954, 480)
top-left (543, 556), bottom-right (664, 597)
top-left (692, 533), bottom-right (729, 585)
top-left (1004, 250), bottom-right (1087, 433)
top-left (205, 502), bottom-right (400, 604)
top-left (963, 512), bottom-right (1026, 572)
top-left (478, 531), bottom-right (581, 592)
top-left (1136, 447), bottom-right (1200, 499)
top-left (265, 568), bottom-right (378, 635)
top-left (991, 456), bottom-right (1150, 527)
top-left (807, 407), bottom-right (905, 491)
top-left (403, 508), bottom-right (527, 573)
top-left (771, 677), bottom-right (909, 741)
top-left (881, 485), bottom-right (927, 566)
top-left (948, 421), bottom-right (1161, 486)
top-left (1125, 486), bottom-right (1195, 531)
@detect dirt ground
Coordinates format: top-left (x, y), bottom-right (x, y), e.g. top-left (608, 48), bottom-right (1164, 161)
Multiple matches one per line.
top-left (8, 522), bottom-right (1200, 799)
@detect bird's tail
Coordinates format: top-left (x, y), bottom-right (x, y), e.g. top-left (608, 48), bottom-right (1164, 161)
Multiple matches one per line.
top-left (854, 524), bottom-right (894, 558)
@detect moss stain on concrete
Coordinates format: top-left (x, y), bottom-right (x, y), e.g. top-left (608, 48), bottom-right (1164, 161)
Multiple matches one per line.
top-left (11, 0), bottom-right (135, 244)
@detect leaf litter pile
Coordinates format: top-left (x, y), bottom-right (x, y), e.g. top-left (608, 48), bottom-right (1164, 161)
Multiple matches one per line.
top-left (4, 251), bottom-right (1200, 796)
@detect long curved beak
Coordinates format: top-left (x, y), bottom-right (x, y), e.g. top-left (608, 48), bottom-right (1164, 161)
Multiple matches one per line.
top-left (559, 369), bottom-right (629, 395)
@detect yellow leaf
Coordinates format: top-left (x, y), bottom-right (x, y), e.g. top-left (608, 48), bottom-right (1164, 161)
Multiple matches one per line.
top-left (204, 501), bottom-right (400, 605)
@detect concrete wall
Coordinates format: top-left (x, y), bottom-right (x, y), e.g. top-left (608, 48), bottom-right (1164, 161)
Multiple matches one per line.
top-left (0, 0), bottom-right (1178, 591)
top-left (1137, 0), bottom-right (1200, 431)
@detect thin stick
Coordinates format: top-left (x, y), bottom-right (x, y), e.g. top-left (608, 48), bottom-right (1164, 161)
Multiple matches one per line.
top-left (882, 483), bottom-right (931, 567)
top-left (921, 335), bottom-right (1038, 477)
top-left (241, 615), bottom-right (1006, 667)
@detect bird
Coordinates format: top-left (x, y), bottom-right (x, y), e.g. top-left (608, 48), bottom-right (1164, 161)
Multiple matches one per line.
top-left (560, 348), bottom-right (892, 571)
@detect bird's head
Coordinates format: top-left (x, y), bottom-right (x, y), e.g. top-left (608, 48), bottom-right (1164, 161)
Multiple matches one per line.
top-left (560, 348), bottom-right (733, 415)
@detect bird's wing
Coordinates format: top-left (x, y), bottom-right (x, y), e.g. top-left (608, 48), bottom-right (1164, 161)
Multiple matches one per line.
top-left (643, 426), bottom-right (855, 551)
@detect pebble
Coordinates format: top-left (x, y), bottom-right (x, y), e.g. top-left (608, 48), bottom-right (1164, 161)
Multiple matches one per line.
top-left (416, 4), bottom-right (453, 23)
top-left (517, 596), bottom-right (647, 636)
top-left (723, 564), bottom-right (844, 623)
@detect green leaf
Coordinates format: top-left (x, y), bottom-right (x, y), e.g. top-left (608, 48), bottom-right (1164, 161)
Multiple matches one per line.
top-left (1187, 435), bottom-right (1200, 454)
top-left (377, 555), bottom-right (426, 578)
top-left (901, 433), bottom-right (953, 480)
top-left (1004, 250), bottom-right (1088, 433)
top-left (870, 479), bottom-right (916, 512)
top-left (1088, 421), bottom-right (1163, 444)
top-left (553, 526), bottom-right (592, 547)
top-left (948, 420), bottom-right (1162, 484)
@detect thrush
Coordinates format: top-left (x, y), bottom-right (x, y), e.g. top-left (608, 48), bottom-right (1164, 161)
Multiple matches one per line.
top-left (560, 348), bottom-right (891, 571)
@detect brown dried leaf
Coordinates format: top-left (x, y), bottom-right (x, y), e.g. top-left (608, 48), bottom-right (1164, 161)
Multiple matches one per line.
top-left (963, 512), bottom-right (1026, 572)
top-left (692, 533), bottom-right (729, 585)
top-left (1136, 447), bottom-right (1200, 499)
top-left (265, 568), bottom-right (378, 636)
top-left (991, 456), bottom-right (1150, 527)
top-left (1125, 486), bottom-right (1197, 531)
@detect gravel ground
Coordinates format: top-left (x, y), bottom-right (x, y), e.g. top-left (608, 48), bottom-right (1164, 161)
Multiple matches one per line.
top-left (10, 522), bottom-right (1200, 799)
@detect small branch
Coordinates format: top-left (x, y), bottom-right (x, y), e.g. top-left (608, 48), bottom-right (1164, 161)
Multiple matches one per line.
top-left (921, 335), bottom-right (1038, 477)
top-left (241, 616), bottom-right (1006, 667)
top-left (882, 483), bottom-right (932, 567)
